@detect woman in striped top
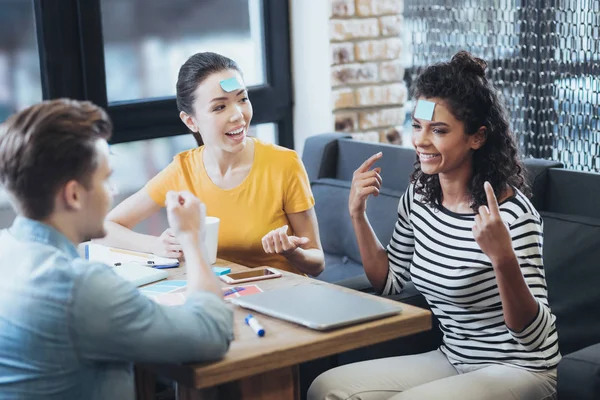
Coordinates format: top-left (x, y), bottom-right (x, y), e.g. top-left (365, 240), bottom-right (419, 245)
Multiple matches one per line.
top-left (309, 51), bottom-right (560, 400)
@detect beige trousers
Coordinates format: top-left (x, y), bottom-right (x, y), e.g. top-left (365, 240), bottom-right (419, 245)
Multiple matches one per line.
top-left (307, 350), bottom-right (557, 400)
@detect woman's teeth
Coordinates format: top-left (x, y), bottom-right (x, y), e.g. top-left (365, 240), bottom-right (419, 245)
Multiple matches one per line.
top-left (226, 127), bottom-right (244, 136)
top-left (420, 153), bottom-right (440, 159)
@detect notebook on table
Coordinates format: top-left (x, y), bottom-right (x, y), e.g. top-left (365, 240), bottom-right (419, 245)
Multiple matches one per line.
top-left (82, 243), bottom-right (169, 287)
top-left (85, 243), bottom-right (179, 268)
top-left (229, 283), bottom-right (402, 331)
top-left (111, 263), bottom-right (168, 287)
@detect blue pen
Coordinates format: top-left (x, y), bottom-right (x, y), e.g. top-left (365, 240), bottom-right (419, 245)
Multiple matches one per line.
top-left (152, 264), bottom-right (179, 270)
top-left (245, 314), bottom-right (265, 337)
top-left (145, 260), bottom-right (180, 269)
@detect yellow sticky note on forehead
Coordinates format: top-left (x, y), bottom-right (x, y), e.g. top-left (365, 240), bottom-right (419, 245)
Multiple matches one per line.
top-left (414, 100), bottom-right (436, 121)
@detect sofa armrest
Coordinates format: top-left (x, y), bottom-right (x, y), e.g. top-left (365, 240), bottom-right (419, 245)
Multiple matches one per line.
top-left (557, 343), bottom-right (600, 400)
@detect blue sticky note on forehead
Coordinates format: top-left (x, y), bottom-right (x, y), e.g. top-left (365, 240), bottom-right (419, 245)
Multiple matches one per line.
top-left (414, 100), bottom-right (436, 121)
top-left (220, 76), bottom-right (243, 92)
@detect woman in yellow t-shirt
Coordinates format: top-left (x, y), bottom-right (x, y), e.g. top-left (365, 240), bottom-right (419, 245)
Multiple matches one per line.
top-left (103, 52), bottom-right (324, 276)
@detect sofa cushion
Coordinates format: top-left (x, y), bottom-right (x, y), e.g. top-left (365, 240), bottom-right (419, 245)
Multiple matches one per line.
top-left (312, 178), bottom-right (403, 268)
top-left (541, 211), bottom-right (600, 356)
top-left (336, 139), bottom-right (415, 192)
top-left (317, 253), bottom-right (365, 283)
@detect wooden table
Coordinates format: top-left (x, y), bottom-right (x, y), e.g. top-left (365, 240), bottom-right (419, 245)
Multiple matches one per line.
top-left (135, 260), bottom-right (431, 399)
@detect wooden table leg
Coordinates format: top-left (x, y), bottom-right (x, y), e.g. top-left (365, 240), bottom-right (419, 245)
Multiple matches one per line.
top-left (176, 365), bottom-right (300, 400)
top-left (134, 365), bottom-right (156, 400)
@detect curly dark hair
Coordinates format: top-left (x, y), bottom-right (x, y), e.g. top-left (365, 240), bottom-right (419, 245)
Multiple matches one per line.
top-left (410, 50), bottom-right (529, 211)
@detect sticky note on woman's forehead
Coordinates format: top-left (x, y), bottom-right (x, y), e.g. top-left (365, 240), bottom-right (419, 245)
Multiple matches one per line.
top-left (220, 76), bottom-right (243, 92)
top-left (414, 100), bottom-right (436, 121)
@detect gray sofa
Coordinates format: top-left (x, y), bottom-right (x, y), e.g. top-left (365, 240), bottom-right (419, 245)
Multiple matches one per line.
top-left (302, 133), bottom-right (600, 399)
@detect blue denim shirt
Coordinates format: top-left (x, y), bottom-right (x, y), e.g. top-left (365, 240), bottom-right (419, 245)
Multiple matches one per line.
top-left (0, 217), bottom-right (234, 400)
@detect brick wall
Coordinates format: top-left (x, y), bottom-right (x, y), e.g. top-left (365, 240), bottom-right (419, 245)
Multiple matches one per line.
top-left (330, 0), bottom-right (406, 144)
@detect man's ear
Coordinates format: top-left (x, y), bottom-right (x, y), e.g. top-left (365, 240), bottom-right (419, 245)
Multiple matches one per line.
top-left (471, 126), bottom-right (487, 150)
top-left (61, 180), bottom-right (84, 211)
top-left (179, 111), bottom-right (198, 132)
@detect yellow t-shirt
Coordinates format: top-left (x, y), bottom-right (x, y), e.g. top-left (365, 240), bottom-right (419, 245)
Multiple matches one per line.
top-left (145, 138), bottom-right (315, 274)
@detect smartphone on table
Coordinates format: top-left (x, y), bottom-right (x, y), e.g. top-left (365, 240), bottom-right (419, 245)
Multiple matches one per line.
top-left (219, 267), bottom-right (282, 284)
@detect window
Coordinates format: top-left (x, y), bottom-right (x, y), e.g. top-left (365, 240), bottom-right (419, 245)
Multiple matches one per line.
top-left (0, 0), bottom-right (291, 228)
top-left (0, 1), bottom-right (44, 228)
top-left (253, 123), bottom-right (277, 144)
top-left (101, 0), bottom-right (266, 103)
top-left (32, 0), bottom-right (293, 147)
top-left (0, 1), bottom-right (42, 122)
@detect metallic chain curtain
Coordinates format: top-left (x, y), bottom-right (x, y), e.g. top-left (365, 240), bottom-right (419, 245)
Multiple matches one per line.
top-left (405, 0), bottom-right (600, 171)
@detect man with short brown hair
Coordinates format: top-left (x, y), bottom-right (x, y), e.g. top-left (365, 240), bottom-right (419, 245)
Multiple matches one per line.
top-left (0, 99), bottom-right (233, 400)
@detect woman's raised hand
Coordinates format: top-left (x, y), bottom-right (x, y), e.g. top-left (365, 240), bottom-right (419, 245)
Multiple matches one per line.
top-left (348, 152), bottom-right (383, 218)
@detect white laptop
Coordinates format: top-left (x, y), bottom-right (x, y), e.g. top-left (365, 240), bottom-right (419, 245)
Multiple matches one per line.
top-left (230, 283), bottom-right (402, 331)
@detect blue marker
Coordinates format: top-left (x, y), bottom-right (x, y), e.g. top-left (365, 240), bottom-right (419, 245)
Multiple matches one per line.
top-left (213, 266), bottom-right (231, 276)
top-left (245, 314), bottom-right (265, 337)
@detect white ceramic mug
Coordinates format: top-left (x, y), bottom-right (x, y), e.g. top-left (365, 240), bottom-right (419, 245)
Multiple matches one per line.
top-left (204, 216), bottom-right (220, 264)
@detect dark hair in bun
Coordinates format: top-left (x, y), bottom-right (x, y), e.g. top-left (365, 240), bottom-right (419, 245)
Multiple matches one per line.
top-left (410, 50), bottom-right (529, 211)
top-left (450, 50), bottom-right (487, 78)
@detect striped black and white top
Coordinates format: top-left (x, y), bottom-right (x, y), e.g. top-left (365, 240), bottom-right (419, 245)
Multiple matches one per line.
top-left (384, 184), bottom-right (561, 371)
